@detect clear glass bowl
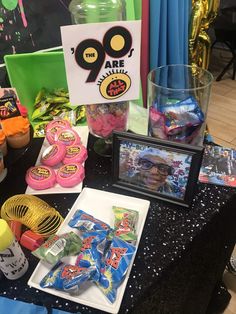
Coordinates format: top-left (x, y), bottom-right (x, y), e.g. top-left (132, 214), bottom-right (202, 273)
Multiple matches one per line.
top-left (147, 64), bottom-right (213, 146)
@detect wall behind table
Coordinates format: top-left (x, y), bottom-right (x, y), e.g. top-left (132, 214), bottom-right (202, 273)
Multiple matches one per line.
top-left (0, 0), bottom-right (71, 86)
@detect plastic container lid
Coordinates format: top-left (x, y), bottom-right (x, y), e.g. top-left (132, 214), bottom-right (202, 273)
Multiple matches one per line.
top-left (0, 219), bottom-right (14, 251)
top-left (41, 143), bottom-right (67, 167)
top-left (54, 128), bottom-right (81, 146)
top-left (25, 165), bottom-right (56, 190)
top-left (63, 144), bottom-right (88, 165)
top-left (46, 119), bottom-right (71, 144)
top-left (56, 163), bottom-right (85, 187)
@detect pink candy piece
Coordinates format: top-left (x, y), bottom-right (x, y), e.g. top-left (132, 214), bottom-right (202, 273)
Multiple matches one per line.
top-left (56, 163), bottom-right (85, 187)
top-left (54, 128), bottom-right (81, 146)
top-left (25, 166), bottom-right (56, 190)
top-left (46, 119), bottom-right (71, 144)
top-left (88, 112), bottom-right (128, 138)
top-left (63, 144), bottom-right (88, 165)
top-left (41, 143), bottom-right (67, 167)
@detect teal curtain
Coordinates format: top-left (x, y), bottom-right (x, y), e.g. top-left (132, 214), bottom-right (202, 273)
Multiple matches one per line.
top-left (150, 0), bottom-right (191, 70)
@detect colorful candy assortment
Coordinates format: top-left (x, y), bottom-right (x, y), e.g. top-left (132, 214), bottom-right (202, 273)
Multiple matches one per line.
top-left (34, 207), bottom-right (138, 303)
top-left (149, 96), bottom-right (205, 144)
top-left (86, 102), bottom-right (129, 139)
top-left (25, 119), bottom-right (87, 190)
top-left (32, 88), bottom-right (86, 138)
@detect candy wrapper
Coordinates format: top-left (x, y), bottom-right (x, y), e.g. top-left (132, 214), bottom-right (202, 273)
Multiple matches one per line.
top-left (97, 237), bottom-right (136, 303)
top-left (75, 231), bottom-right (107, 282)
top-left (112, 206), bottom-right (138, 242)
top-left (32, 88), bottom-right (86, 137)
top-left (32, 232), bottom-right (82, 264)
top-left (40, 262), bottom-right (95, 293)
top-left (149, 96), bottom-right (205, 143)
top-left (68, 209), bottom-right (110, 233)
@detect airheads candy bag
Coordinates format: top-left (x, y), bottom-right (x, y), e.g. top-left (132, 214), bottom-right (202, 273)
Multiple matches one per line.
top-left (113, 206), bottom-right (139, 243)
top-left (75, 231), bottom-right (107, 282)
top-left (68, 209), bottom-right (110, 233)
top-left (40, 262), bottom-right (95, 293)
top-left (97, 237), bottom-right (136, 303)
top-left (32, 231), bottom-right (82, 265)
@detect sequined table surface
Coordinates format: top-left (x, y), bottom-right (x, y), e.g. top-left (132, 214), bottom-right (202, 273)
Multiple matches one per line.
top-left (0, 136), bottom-right (236, 314)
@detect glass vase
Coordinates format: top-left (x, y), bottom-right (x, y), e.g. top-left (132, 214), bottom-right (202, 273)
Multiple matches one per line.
top-left (86, 102), bottom-right (129, 156)
top-left (147, 64), bottom-right (213, 146)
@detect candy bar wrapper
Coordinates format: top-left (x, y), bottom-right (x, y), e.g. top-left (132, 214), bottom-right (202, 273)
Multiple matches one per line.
top-left (75, 231), bottom-right (108, 282)
top-left (112, 206), bottom-right (138, 243)
top-left (32, 232), bottom-right (82, 265)
top-left (68, 209), bottom-right (111, 233)
top-left (40, 262), bottom-right (95, 293)
top-left (97, 237), bottom-right (136, 303)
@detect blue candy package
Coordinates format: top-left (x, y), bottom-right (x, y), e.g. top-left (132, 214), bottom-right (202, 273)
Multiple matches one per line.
top-left (160, 96), bottom-right (204, 135)
top-left (97, 237), bottom-right (136, 303)
top-left (68, 210), bottom-right (110, 232)
top-left (40, 262), bottom-right (95, 293)
top-left (75, 231), bottom-right (107, 282)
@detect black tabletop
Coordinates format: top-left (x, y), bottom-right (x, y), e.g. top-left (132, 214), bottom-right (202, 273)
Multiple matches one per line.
top-left (0, 135), bottom-right (235, 314)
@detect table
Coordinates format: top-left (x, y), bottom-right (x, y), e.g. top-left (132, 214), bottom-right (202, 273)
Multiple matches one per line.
top-left (0, 135), bottom-right (236, 314)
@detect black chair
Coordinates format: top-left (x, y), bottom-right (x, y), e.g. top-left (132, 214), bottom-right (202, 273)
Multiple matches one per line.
top-left (211, 1), bottom-right (236, 81)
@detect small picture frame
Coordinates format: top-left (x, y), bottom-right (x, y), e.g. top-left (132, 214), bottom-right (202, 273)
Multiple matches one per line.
top-left (112, 131), bottom-right (204, 208)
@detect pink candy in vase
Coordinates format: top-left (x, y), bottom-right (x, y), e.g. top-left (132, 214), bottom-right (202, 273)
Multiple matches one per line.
top-left (86, 102), bottom-right (129, 139)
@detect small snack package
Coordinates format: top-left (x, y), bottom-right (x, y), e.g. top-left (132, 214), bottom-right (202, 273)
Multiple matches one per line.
top-left (160, 96), bottom-right (204, 142)
top-left (112, 206), bottom-right (139, 243)
top-left (68, 210), bottom-right (110, 233)
top-left (32, 231), bottom-right (82, 264)
top-left (97, 237), bottom-right (136, 303)
top-left (40, 262), bottom-right (95, 293)
top-left (75, 231), bottom-right (107, 282)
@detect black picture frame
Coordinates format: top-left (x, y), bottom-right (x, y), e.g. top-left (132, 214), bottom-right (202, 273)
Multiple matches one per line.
top-left (112, 131), bottom-right (204, 208)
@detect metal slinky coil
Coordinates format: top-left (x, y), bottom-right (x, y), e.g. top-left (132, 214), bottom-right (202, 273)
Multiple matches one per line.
top-left (1, 194), bottom-right (64, 237)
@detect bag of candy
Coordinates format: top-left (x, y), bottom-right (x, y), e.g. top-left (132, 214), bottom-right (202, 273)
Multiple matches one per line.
top-left (75, 231), bottom-right (107, 282)
top-left (68, 210), bottom-right (110, 233)
top-left (32, 231), bottom-right (82, 264)
top-left (112, 206), bottom-right (138, 243)
top-left (40, 262), bottom-right (95, 293)
top-left (97, 237), bottom-right (136, 303)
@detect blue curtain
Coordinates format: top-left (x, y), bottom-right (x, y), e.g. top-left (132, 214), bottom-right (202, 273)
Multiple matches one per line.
top-left (149, 0), bottom-right (191, 70)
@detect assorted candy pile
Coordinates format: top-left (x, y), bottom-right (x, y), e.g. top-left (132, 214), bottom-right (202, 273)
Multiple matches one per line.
top-left (25, 119), bottom-right (87, 189)
top-left (33, 206), bottom-right (139, 304)
top-left (32, 88), bottom-right (86, 137)
top-left (148, 96), bottom-right (205, 144)
top-left (86, 102), bottom-right (129, 139)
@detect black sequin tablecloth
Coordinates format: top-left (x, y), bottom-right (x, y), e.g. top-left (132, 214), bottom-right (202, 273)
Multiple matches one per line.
top-left (0, 135), bottom-right (236, 314)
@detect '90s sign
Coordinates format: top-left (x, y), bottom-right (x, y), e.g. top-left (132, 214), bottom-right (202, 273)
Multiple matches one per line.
top-left (61, 20), bottom-right (141, 105)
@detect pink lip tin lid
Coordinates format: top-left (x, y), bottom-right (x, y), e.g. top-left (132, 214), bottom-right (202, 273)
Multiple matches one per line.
top-left (63, 144), bottom-right (88, 165)
top-left (54, 128), bottom-right (81, 147)
top-left (41, 143), bottom-right (67, 167)
top-left (56, 163), bottom-right (85, 188)
top-left (25, 165), bottom-right (56, 190)
top-left (46, 119), bottom-right (71, 144)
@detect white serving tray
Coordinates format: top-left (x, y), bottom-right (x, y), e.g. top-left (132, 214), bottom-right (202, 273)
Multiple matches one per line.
top-left (25, 126), bottom-right (89, 195)
top-left (28, 187), bottom-right (150, 314)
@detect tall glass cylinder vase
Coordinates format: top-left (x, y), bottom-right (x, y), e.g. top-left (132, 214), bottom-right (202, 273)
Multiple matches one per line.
top-left (147, 64), bottom-right (213, 146)
top-left (69, 0), bottom-right (127, 156)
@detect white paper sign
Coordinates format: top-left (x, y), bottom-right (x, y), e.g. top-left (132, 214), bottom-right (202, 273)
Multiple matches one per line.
top-left (61, 20), bottom-right (141, 105)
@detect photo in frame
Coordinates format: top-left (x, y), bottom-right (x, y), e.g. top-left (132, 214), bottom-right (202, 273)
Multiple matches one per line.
top-left (112, 131), bottom-right (204, 208)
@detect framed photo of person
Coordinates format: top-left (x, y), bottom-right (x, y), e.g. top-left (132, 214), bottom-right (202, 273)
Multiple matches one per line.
top-left (112, 131), bottom-right (204, 208)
